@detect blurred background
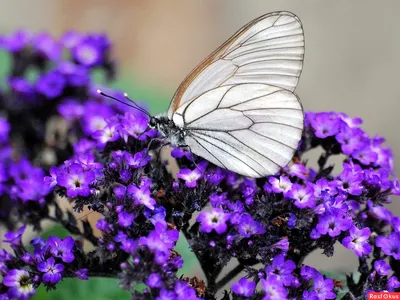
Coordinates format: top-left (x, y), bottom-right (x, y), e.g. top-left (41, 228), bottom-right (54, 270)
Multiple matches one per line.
top-left (1, 0), bottom-right (400, 297)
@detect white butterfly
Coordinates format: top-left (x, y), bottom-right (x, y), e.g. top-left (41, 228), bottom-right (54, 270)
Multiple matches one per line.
top-left (102, 11), bottom-right (305, 178)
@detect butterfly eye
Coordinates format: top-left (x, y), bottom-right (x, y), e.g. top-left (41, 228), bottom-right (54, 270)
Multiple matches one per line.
top-left (149, 117), bottom-right (157, 128)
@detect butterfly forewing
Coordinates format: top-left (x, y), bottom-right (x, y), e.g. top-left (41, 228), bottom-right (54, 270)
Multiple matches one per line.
top-left (168, 11), bottom-right (305, 178)
top-left (168, 11), bottom-right (304, 118)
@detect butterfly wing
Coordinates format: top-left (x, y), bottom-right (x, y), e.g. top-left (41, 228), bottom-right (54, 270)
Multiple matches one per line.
top-left (172, 83), bottom-right (303, 178)
top-left (167, 11), bottom-right (304, 119)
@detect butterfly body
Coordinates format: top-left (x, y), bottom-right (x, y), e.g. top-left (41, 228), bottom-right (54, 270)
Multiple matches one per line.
top-left (150, 115), bottom-right (186, 147)
top-left (147, 11), bottom-right (305, 178)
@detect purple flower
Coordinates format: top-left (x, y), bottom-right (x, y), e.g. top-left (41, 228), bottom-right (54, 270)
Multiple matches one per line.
top-left (96, 219), bottom-right (111, 232)
top-left (266, 254), bottom-right (295, 286)
top-left (118, 211), bottom-right (135, 228)
top-left (336, 164), bottom-right (364, 196)
top-left (272, 238), bottom-right (289, 252)
top-left (300, 265), bottom-right (318, 281)
top-left (8, 77), bottom-right (34, 98)
top-left (127, 184), bottom-right (156, 210)
top-left (36, 71), bottom-right (66, 99)
top-left (37, 257), bottom-right (64, 284)
top-left (0, 117), bottom-right (10, 144)
top-left (47, 236), bottom-right (75, 263)
top-left (261, 277), bottom-right (288, 300)
top-left (392, 216), bottom-right (400, 232)
top-left (197, 208), bottom-right (230, 234)
top-left (352, 143), bottom-right (378, 166)
top-left (118, 112), bottom-right (154, 142)
top-left (177, 165), bottom-right (205, 188)
top-left (92, 119), bottom-right (120, 147)
top-left (209, 193), bottom-right (228, 208)
top-left (61, 31), bottom-right (82, 48)
top-left (144, 206), bottom-right (166, 225)
top-left (231, 277), bottom-right (256, 297)
top-left (3, 269), bottom-right (36, 299)
top-left (302, 290), bottom-right (320, 300)
top-left (146, 273), bottom-right (163, 288)
top-left (315, 210), bottom-right (352, 238)
top-left (309, 112), bottom-right (341, 138)
top-left (237, 214), bottom-right (266, 238)
top-left (387, 276), bottom-right (400, 291)
top-left (139, 222), bottom-right (179, 257)
top-left (72, 37), bottom-right (103, 67)
top-left (374, 260), bottom-right (390, 276)
top-left (156, 289), bottom-right (176, 300)
top-left (73, 139), bottom-right (96, 154)
top-left (1, 30), bottom-right (30, 52)
top-left (75, 269), bottom-right (88, 280)
top-left (4, 226), bottom-right (26, 247)
top-left (312, 273), bottom-right (336, 299)
top-left (367, 201), bottom-right (393, 222)
top-left (174, 281), bottom-right (200, 300)
top-left (57, 62), bottom-right (90, 87)
top-left (336, 126), bottom-right (366, 155)
top-left (171, 147), bottom-right (192, 160)
top-left (286, 183), bottom-right (315, 209)
top-left (371, 136), bottom-right (394, 170)
top-left (120, 239), bottom-right (138, 254)
top-left (341, 226), bottom-right (372, 257)
top-left (287, 163), bottom-right (308, 180)
top-left (339, 113), bottom-right (362, 127)
top-left (33, 32), bottom-right (61, 61)
top-left (206, 168), bottom-right (225, 185)
top-left (81, 101), bottom-right (115, 135)
top-left (269, 176), bottom-right (292, 194)
top-left (57, 163), bottom-right (95, 198)
top-left (376, 232), bottom-right (400, 259)
top-left (44, 166), bottom-right (60, 189)
top-left (124, 150), bottom-right (151, 168)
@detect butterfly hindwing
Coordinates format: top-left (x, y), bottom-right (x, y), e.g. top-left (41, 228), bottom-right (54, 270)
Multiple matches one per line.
top-left (176, 83), bottom-right (303, 178)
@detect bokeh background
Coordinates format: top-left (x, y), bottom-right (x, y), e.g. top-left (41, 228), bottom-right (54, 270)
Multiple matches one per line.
top-left (1, 0), bottom-right (400, 297)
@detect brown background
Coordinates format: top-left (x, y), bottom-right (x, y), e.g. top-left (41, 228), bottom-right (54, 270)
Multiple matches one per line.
top-left (1, 0), bottom-right (400, 274)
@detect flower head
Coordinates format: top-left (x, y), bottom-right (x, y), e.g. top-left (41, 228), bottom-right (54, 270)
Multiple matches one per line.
top-left (341, 226), bottom-right (372, 257)
top-left (261, 277), bottom-right (288, 300)
top-left (376, 232), bottom-right (400, 259)
top-left (312, 273), bottom-right (336, 299)
top-left (57, 163), bottom-right (95, 198)
top-left (231, 277), bottom-right (256, 297)
top-left (197, 208), bottom-right (230, 234)
top-left (266, 254), bottom-right (295, 286)
top-left (3, 269), bottom-right (36, 299)
top-left (237, 214), bottom-right (265, 238)
top-left (47, 236), bottom-right (75, 263)
top-left (37, 257), bottom-right (64, 284)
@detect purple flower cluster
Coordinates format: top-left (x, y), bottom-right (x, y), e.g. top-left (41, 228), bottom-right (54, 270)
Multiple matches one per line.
top-left (1, 226), bottom-right (86, 299)
top-left (1, 29), bottom-right (400, 300)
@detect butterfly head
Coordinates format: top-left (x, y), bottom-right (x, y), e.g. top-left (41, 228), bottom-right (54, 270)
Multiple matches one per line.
top-left (150, 114), bottom-right (186, 146)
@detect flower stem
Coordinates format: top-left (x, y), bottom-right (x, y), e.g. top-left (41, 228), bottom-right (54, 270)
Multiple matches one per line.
top-left (214, 264), bottom-right (245, 293)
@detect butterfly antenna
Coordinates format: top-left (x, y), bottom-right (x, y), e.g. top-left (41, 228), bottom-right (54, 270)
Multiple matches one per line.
top-left (96, 90), bottom-right (151, 117)
top-left (123, 92), bottom-right (152, 117)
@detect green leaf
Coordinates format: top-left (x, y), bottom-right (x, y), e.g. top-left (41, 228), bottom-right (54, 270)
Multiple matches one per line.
top-left (32, 277), bottom-right (130, 300)
top-left (320, 271), bottom-right (361, 300)
top-left (175, 234), bottom-right (200, 277)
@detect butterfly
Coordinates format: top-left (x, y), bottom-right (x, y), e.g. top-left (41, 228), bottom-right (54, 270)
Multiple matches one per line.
top-left (100, 11), bottom-right (305, 178)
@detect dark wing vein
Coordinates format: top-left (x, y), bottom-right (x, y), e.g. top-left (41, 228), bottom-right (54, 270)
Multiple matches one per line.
top-left (189, 131), bottom-right (263, 177)
top-left (191, 130), bottom-right (270, 173)
top-left (247, 128), bottom-right (296, 150)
